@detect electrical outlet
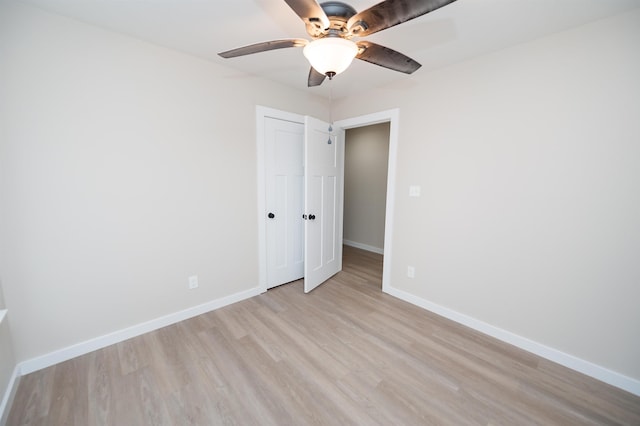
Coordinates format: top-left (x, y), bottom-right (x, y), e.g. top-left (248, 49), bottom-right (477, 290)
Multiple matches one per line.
top-left (407, 266), bottom-right (415, 278)
top-left (188, 275), bottom-right (199, 289)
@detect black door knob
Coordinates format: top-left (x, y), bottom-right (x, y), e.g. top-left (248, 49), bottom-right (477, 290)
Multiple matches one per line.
top-left (268, 212), bottom-right (275, 219)
top-left (309, 214), bottom-right (316, 220)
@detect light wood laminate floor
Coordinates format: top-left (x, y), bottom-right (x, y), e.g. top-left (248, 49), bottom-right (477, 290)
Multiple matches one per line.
top-left (7, 246), bottom-right (640, 425)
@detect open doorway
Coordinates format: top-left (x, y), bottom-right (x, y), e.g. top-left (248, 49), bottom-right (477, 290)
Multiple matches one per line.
top-left (335, 109), bottom-right (399, 294)
top-left (344, 122), bottom-right (390, 255)
top-left (343, 123), bottom-right (390, 289)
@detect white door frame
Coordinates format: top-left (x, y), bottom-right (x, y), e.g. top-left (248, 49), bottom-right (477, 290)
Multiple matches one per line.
top-left (256, 106), bottom-right (305, 293)
top-left (334, 108), bottom-right (399, 294)
top-left (257, 106), bottom-right (399, 294)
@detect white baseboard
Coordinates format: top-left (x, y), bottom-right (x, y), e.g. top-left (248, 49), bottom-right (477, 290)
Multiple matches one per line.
top-left (343, 239), bottom-right (384, 255)
top-left (0, 365), bottom-right (20, 426)
top-left (384, 285), bottom-right (640, 397)
top-left (8, 281), bottom-right (639, 414)
top-left (19, 286), bottom-right (263, 375)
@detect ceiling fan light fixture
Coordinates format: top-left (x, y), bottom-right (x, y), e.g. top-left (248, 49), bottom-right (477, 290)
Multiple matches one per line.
top-left (303, 37), bottom-right (358, 77)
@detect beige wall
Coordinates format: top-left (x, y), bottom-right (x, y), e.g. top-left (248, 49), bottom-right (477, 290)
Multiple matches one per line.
top-left (0, 2), bottom-right (326, 364)
top-left (344, 123), bottom-right (390, 252)
top-left (335, 8), bottom-right (640, 380)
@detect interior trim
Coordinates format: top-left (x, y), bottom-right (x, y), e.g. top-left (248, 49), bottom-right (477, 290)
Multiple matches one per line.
top-left (343, 239), bottom-right (384, 255)
top-left (385, 285), bottom-right (640, 397)
top-left (17, 286), bottom-right (262, 376)
top-left (0, 366), bottom-right (20, 425)
top-left (335, 108), bottom-right (399, 293)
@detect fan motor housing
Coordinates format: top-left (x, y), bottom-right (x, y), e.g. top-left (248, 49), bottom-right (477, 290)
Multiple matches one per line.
top-left (321, 1), bottom-right (357, 19)
top-left (319, 1), bottom-right (357, 35)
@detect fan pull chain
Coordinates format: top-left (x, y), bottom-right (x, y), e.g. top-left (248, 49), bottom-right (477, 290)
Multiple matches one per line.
top-left (328, 79), bottom-right (334, 139)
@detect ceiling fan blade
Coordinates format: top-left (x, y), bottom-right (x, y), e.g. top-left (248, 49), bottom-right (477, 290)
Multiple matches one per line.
top-left (308, 67), bottom-right (327, 87)
top-left (283, 0), bottom-right (330, 36)
top-left (347, 0), bottom-right (458, 37)
top-left (218, 39), bottom-right (307, 58)
top-left (356, 41), bottom-right (421, 74)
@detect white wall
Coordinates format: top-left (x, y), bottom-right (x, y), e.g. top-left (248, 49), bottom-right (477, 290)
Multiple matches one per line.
top-left (336, 9), bottom-right (640, 382)
top-left (344, 123), bottom-right (390, 252)
top-left (0, 2), bottom-right (326, 365)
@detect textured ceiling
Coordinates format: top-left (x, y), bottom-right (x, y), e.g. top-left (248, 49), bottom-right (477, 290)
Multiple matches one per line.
top-left (22, 0), bottom-right (640, 99)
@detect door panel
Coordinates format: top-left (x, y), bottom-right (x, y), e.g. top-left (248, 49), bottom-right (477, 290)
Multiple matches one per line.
top-left (265, 118), bottom-right (305, 288)
top-left (292, 175), bottom-right (305, 267)
top-left (306, 175), bottom-right (323, 272)
top-left (274, 175), bottom-right (287, 268)
top-left (322, 175), bottom-right (337, 264)
top-left (304, 116), bottom-right (344, 293)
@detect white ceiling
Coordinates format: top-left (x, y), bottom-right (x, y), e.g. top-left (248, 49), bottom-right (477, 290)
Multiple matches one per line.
top-left (23, 0), bottom-right (640, 99)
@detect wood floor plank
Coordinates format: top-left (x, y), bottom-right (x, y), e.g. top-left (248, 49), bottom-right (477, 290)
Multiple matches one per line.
top-left (8, 365), bottom-right (55, 426)
top-left (116, 333), bottom-right (150, 376)
top-left (86, 345), bottom-right (118, 426)
top-left (197, 326), bottom-right (283, 426)
top-left (46, 355), bottom-right (89, 426)
top-left (6, 245), bottom-right (640, 425)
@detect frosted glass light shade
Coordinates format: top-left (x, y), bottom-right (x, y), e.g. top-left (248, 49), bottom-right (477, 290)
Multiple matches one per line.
top-left (303, 37), bottom-right (358, 76)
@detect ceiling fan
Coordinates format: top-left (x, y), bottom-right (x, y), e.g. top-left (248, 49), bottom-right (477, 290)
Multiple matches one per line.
top-left (218, 0), bottom-right (458, 87)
